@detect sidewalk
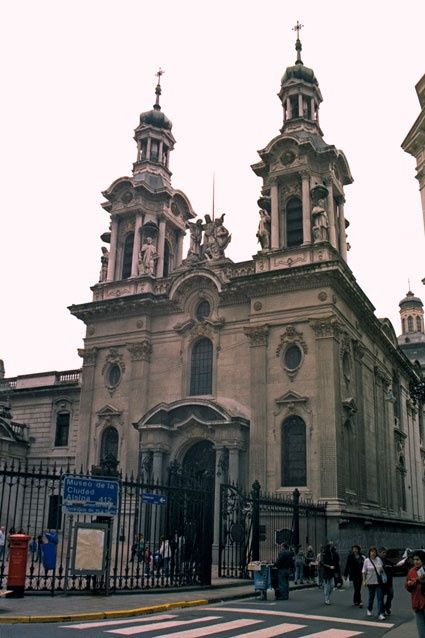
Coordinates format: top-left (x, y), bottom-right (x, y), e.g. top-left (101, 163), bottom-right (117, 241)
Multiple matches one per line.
top-left (0, 579), bottom-right (418, 636)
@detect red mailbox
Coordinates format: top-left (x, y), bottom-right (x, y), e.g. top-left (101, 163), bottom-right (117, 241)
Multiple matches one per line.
top-left (7, 534), bottom-right (31, 597)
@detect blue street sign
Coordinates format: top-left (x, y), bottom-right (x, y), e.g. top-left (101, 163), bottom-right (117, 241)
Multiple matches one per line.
top-left (142, 492), bottom-right (167, 506)
top-left (63, 475), bottom-right (119, 516)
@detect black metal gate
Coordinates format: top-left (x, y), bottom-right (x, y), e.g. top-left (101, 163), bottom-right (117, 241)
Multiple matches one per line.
top-left (219, 481), bottom-right (327, 578)
top-left (0, 459), bottom-right (213, 593)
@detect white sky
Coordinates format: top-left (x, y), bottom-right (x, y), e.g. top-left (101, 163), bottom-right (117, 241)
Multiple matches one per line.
top-left (1, 0), bottom-right (424, 378)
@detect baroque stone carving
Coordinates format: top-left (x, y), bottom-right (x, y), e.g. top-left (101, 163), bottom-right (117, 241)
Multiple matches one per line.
top-left (127, 340), bottom-right (152, 362)
top-left (253, 301), bottom-right (262, 311)
top-left (138, 237), bottom-right (158, 276)
top-left (276, 326), bottom-right (308, 358)
top-left (310, 317), bottom-right (342, 339)
top-left (78, 347), bottom-right (98, 367)
top-left (244, 325), bottom-right (269, 347)
top-left (256, 209), bottom-right (271, 250)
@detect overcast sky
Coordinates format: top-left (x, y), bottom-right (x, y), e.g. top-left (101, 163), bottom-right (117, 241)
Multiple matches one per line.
top-left (1, 0), bottom-right (424, 378)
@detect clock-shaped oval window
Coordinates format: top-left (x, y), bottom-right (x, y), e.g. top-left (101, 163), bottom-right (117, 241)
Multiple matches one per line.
top-left (196, 300), bottom-right (211, 321)
top-left (284, 344), bottom-right (302, 371)
top-left (108, 364), bottom-right (122, 387)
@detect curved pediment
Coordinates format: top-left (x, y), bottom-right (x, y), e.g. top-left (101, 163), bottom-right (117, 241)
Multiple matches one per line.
top-left (136, 398), bottom-right (249, 429)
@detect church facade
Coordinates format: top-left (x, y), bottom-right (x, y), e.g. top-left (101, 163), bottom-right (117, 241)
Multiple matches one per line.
top-left (2, 38), bottom-right (425, 548)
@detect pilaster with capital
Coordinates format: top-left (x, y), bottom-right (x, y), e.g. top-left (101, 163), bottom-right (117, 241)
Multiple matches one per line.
top-left (326, 182), bottom-right (337, 249)
top-left (156, 216), bottom-right (166, 277)
top-left (127, 340), bottom-right (153, 471)
top-left (131, 213), bottom-right (143, 276)
top-left (75, 347), bottom-right (98, 471)
top-left (336, 196), bottom-right (348, 260)
top-left (270, 183), bottom-right (279, 249)
top-left (244, 325), bottom-right (269, 486)
top-left (107, 216), bottom-right (119, 281)
top-left (301, 173), bottom-right (311, 245)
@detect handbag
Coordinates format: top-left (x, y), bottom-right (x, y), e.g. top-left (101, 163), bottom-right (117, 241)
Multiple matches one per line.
top-left (371, 559), bottom-right (387, 585)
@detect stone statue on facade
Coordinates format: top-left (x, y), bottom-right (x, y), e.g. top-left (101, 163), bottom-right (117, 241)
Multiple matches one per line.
top-left (186, 219), bottom-right (203, 258)
top-left (99, 246), bottom-right (109, 282)
top-left (311, 198), bottom-right (329, 242)
top-left (138, 237), bottom-right (158, 275)
top-left (202, 213), bottom-right (231, 260)
top-left (256, 209), bottom-right (271, 250)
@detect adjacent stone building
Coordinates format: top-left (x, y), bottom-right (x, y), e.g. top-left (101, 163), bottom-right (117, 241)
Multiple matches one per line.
top-left (402, 73), bottom-right (425, 236)
top-left (2, 38), bottom-right (425, 548)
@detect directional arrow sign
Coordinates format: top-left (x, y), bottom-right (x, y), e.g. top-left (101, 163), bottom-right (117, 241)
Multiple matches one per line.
top-left (142, 492), bottom-right (168, 505)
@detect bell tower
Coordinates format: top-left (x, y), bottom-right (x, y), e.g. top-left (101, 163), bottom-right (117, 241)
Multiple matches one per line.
top-left (252, 24), bottom-right (353, 271)
top-left (96, 70), bottom-right (195, 298)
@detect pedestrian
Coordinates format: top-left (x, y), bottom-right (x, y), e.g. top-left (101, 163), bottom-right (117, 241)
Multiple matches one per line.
top-left (344, 544), bottom-right (365, 607)
top-left (159, 536), bottom-right (171, 576)
top-left (320, 540), bottom-right (340, 605)
top-left (316, 546), bottom-right (324, 588)
top-left (362, 546), bottom-right (386, 620)
top-left (405, 549), bottom-right (425, 637)
top-left (274, 542), bottom-right (294, 600)
top-left (0, 526), bottom-right (5, 562)
top-left (379, 547), bottom-right (394, 616)
top-left (294, 546), bottom-right (306, 584)
top-left (306, 545), bottom-right (316, 583)
top-left (41, 530), bottom-right (58, 576)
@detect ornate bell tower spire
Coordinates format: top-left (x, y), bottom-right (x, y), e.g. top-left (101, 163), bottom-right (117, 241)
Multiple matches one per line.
top-left (251, 25), bottom-right (353, 271)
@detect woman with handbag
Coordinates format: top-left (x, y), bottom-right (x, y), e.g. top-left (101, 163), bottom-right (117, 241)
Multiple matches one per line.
top-left (405, 549), bottom-right (425, 637)
top-left (362, 546), bottom-right (386, 620)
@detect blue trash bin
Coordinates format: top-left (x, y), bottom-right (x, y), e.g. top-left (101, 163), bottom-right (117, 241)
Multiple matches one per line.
top-left (253, 564), bottom-right (272, 600)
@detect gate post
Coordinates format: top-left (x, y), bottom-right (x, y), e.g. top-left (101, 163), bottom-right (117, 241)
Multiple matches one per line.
top-left (292, 488), bottom-right (300, 548)
top-left (251, 480), bottom-right (260, 561)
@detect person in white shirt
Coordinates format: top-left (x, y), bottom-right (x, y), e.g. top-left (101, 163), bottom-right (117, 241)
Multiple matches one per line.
top-left (362, 546), bottom-right (386, 620)
top-left (0, 527), bottom-right (5, 561)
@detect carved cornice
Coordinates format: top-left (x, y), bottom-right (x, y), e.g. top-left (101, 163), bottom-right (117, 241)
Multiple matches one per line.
top-left (127, 340), bottom-right (152, 362)
top-left (244, 324), bottom-right (269, 347)
top-left (78, 347), bottom-right (98, 367)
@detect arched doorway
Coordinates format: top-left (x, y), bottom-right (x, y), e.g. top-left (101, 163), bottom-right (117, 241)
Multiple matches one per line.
top-left (182, 440), bottom-right (215, 486)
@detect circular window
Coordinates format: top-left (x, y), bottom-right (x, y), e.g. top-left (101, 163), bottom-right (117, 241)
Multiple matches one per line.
top-left (196, 300), bottom-right (211, 321)
top-left (342, 351), bottom-right (351, 380)
top-left (284, 344), bottom-right (302, 370)
top-left (108, 364), bottom-right (121, 387)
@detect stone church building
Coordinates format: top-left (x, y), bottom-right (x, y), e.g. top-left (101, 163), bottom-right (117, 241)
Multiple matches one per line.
top-left (2, 36), bottom-right (425, 546)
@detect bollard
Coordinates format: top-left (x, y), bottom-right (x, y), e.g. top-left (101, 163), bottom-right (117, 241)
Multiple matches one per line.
top-left (7, 534), bottom-right (31, 597)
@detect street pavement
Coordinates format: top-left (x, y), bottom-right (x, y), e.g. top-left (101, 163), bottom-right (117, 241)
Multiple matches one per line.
top-left (0, 577), bottom-right (418, 637)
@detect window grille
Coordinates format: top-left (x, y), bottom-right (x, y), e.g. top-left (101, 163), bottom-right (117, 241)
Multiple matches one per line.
top-left (190, 338), bottom-right (213, 395)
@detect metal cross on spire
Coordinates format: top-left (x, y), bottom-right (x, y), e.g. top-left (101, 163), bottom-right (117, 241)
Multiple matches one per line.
top-left (292, 21), bottom-right (304, 63)
top-left (154, 67), bottom-right (164, 108)
top-left (292, 20), bottom-right (304, 39)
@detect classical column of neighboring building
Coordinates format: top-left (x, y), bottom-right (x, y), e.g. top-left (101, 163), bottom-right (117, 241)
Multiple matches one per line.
top-left (244, 325), bottom-right (269, 486)
top-left (326, 182), bottom-right (337, 248)
top-left (127, 340), bottom-right (152, 474)
top-left (131, 213), bottom-right (143, 277)
top-left (311, 319), bottom-right (340, 502)
top-left (336, 196), bottom-right (348, 260)
top-left (107, 217), bottom-right (119, 281)
top-left (156, 216), bottom-right (166, 277)
top-left (75, 347), bottom-right (98, 471)
top-left (270, 183), bottom-right (279, 249)
top-left (301, 172), bottom-right (311, 244)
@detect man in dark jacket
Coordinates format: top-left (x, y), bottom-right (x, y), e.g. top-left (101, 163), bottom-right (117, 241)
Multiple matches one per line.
top-left (344, 544), bottom-right (365, 607)
top-left (379, 547), bottom-right (394, 615)
top-left (274, 542), bottom-right (294, 600)
top-left (321, 541), bottom-right (340, 605)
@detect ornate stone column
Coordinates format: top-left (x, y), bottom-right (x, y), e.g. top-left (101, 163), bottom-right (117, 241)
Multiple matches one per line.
top-left (336, 196), bottom-right (348, 260)
top-left (326, 183), bottom-right (337, 249)
top-left (310, 319), bottom-right (341, 500)
top-left (75, 347), bottom-right (98, 471)
top-left (176, 232), bottom-right (184, 266)
top-left (286, 97), bottom-right (292, 119)
top-left (298, 94), bottom-right (303, 117)
top-left (152, 450), bottom-right (164, 483)
top-left (270, 183), bottom-right (279, 249)
top-left (156, 216), bottom-right (166, 277)
top-left (301, 172), bottom-right (311, 245)
top-left (127, 340), bottom-right (152, 474)
top-left (244, 325), bottom-right (269, 486)
top-left (131, 213), bottom-right (143, 276)
top-left (228, 447), bottom-right (240, 485)
top-left (213, 446), bottom-right (228, 548)
top-left (107, 216), bottom-right (119, 281)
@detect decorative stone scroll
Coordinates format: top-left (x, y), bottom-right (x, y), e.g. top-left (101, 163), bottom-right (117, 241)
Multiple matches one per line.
top-left (78, 347), bottom-right (98, 367)
top-left (127, 340), bottom-right (152, 362)
top-left (310, 317), bottom-right (342, 339)
top-left (276, 326), bottom-right (308, 357)
top-left (243, 325), bottom-right (269, 347)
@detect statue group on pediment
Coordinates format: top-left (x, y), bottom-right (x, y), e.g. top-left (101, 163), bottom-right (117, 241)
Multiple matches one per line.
top-left (186, 213), bottom-right (231, 261)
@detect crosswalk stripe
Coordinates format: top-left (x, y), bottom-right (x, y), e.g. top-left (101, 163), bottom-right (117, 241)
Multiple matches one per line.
top-left (232, 623), bottom-right (306, 637)
top-left (150, 618), bottom-right (262, 638)
top-left (62, 614), bottom-right (177, 630)
top-left (106, 615), bottom-right (221, 635)
top-left (207, 606), bottom-right (394, 629)
top-left (298, 631), bottom-right (362, 638)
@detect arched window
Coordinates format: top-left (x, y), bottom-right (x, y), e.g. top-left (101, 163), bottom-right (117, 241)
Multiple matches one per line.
top-left (100, 426), bottom-right (119, 463)
top-left (190, 338), bottom-right (213, 395)
top-left (196, 300), bottom-right (211, 321)
top-left (54, 412), bottom-right (70, 447)
top-left (416, 316), bottom-right (422, 332)
top-left (122, 233), bottom-right (134, 279)
top-left (286, 198), bottom-right (303, 247)
top-left (163, 240), bottom-right (170, 277)
top-left (281, 415), bottom-right (306, 487)
top-left (407, 315), bottom-right (414, 332)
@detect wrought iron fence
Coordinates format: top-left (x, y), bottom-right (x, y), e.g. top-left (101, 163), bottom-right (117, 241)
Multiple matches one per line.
top-left (219, 482), bottom-right (327, 578)
top-left (0, 460), bottom-right (213, 593)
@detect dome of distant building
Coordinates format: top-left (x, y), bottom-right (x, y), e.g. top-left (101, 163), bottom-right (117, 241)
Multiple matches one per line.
top-left (139, 106), bottom-right (172, 130)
